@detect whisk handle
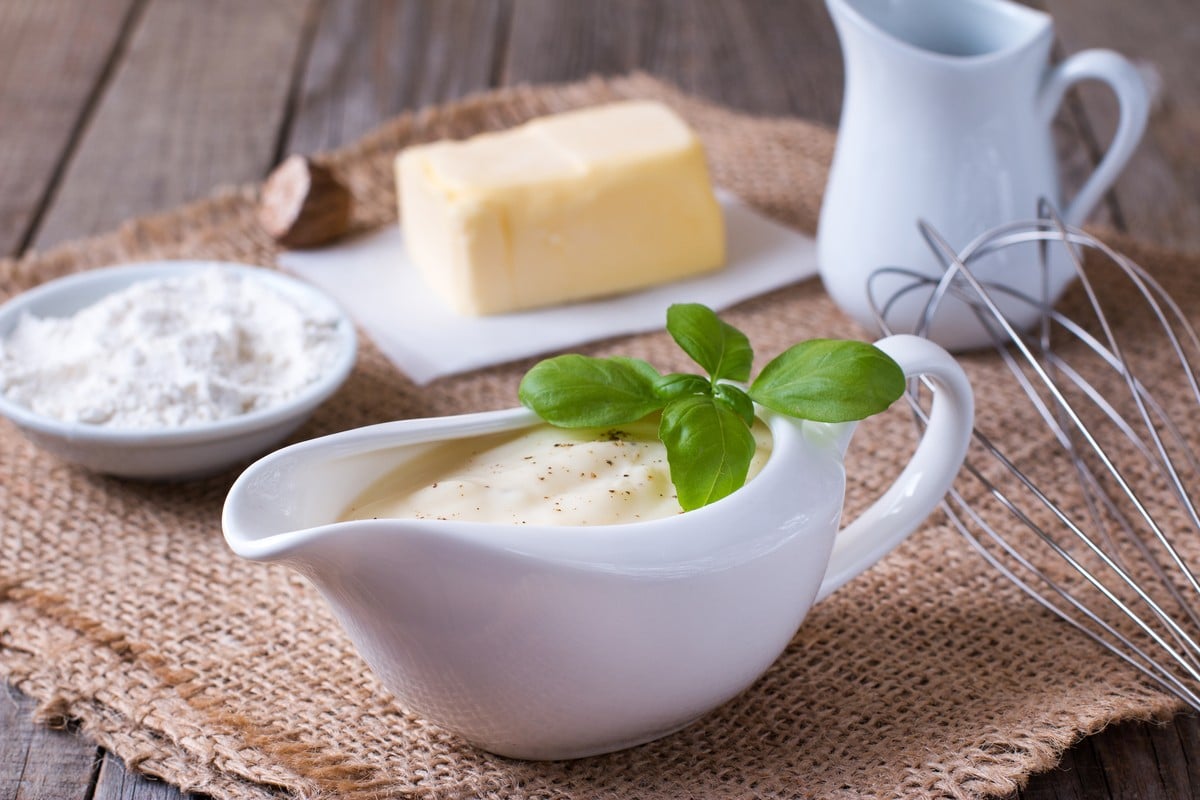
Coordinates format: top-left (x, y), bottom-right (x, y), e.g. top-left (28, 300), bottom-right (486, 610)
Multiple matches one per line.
top-left (815, 335), bottom-right (974, 602)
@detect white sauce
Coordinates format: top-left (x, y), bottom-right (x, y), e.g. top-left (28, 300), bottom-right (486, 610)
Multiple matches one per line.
top-left (342, 418), bottom-right (772, 526)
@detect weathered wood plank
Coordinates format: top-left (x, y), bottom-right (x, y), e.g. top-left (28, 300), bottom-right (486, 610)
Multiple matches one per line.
top-left (1171, 711), bottom-right (1200, 796)
top-left (1142, 713), bottom-right (1200, 797)
top-left (0, 0), bottom-right (140, 257)
top-left (503, 0), bottom-right (843, 123)
top-left (1018, 738), bottom-right (1094, 800)
top-left (1089, 718), bottom-right (1179, 799)
top-left (31, 0), bottom-right (320, 250)
top-left (92, 751), bottom-right (199, 800)
top-left (0, 685), bottom-right (97, 800)
top-left (285, 0), bottom-right (510, 157)
top-left (1015, 716), bottom-right (1200, 800)
top-left (1042, 0), bottom-right (1200, 249)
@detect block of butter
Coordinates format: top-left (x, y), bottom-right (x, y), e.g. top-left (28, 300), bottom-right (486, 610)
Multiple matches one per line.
top-left (396, 100), bottom-right (726, 315)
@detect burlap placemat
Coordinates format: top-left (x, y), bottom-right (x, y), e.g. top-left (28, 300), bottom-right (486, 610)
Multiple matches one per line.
top-left (1, 73), bottom-right (1195, 799)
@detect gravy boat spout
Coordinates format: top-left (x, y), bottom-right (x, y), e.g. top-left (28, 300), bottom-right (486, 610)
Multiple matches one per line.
top-left (221, 335), bottom-right (974, 760)
top-left (222, 407), bottom-right (540, 564)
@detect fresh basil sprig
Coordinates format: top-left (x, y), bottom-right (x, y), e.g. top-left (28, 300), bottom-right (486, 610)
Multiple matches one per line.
top-left (518, 303), bottom-right (905, 511)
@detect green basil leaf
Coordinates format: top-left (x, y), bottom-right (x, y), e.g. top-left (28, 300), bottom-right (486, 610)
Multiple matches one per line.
top-left (609, 356), bottom-right (662, 385)
top-left (749, 339), bottom-right (905, 422)
top-left (666, 303), bottom-right (753, 382)
top-left (713, 383), bottom-right (755, 426)
top-left (654, 372), bottom-right (711, 402)
top-left (659, 395), bottom-right (756, 511)
top-left (519, 354), bottom-right (664, 427)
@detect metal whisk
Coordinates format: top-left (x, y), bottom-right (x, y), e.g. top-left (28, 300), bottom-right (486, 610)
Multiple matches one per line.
top-left (868, 201), bottom-right (1200, 711)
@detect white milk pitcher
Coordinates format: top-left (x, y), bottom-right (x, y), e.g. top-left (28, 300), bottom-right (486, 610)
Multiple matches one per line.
top-left (817, 0), bottom-right (1149, 350)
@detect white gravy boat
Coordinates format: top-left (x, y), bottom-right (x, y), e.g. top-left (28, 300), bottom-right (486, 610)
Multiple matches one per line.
top-left (222, 335), bottom-right (973, 759)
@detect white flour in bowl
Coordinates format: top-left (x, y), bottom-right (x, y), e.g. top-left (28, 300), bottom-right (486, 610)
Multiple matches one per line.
top-left (0, 268), bottom-right (344, 429)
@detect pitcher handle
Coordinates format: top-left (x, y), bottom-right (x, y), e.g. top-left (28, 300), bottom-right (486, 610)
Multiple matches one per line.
top-left (815, 335), bottom-right (974, 602)
top-left (1038, 49), bottom-right (1150, 227)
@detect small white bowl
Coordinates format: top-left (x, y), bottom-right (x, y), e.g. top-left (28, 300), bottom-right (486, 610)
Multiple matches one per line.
top-left (0, 260), bottom-right (357, 480)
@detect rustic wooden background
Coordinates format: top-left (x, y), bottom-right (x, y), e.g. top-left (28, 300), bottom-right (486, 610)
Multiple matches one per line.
top-left (1, 1), bottom-right (1199, 798)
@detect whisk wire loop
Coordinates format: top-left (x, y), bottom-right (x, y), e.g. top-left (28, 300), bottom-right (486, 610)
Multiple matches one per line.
top-left (868, 202), bottom-right (1200, 713)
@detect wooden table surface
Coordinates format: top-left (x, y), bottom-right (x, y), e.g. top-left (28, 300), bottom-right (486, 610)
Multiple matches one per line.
top-left (1, 1), bottom-right (1198, 798)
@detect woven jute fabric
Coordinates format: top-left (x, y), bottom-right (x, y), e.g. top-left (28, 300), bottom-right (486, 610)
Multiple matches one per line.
top-left (1, 73), bottom-right (1196, 799)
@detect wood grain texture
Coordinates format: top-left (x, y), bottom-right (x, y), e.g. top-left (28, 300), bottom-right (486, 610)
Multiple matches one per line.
top-left (285, 0), bottom-right (510, 156)
top-left (1089, 715), bottom-right (1200, 799)
top-left (0, 686), bottom-right (97, 800)
top-left (1043, 0), bottom-right (1200, 248)
top-left (31, 0), bottom-right (320, 250)
top-left (1016, 736), bottom-right (1099, 799)
top-left (0, 0), bottom-right (140, 257)
top-left (92, 752), bottom-right (200, 800)
top-left (1012, 716), bottom-right (1200, 799)
top-left (504, 0), bottom-right (843, 123)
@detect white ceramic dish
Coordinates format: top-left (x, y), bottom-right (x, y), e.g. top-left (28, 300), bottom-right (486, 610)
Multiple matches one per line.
top-left (0, 260), bottom-right (356, 480)
top-left (223, 334), bottom-right (973, 760)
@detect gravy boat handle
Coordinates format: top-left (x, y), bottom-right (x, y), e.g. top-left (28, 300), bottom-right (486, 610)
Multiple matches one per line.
top-left (814, 335), bottom-right (974, 602)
